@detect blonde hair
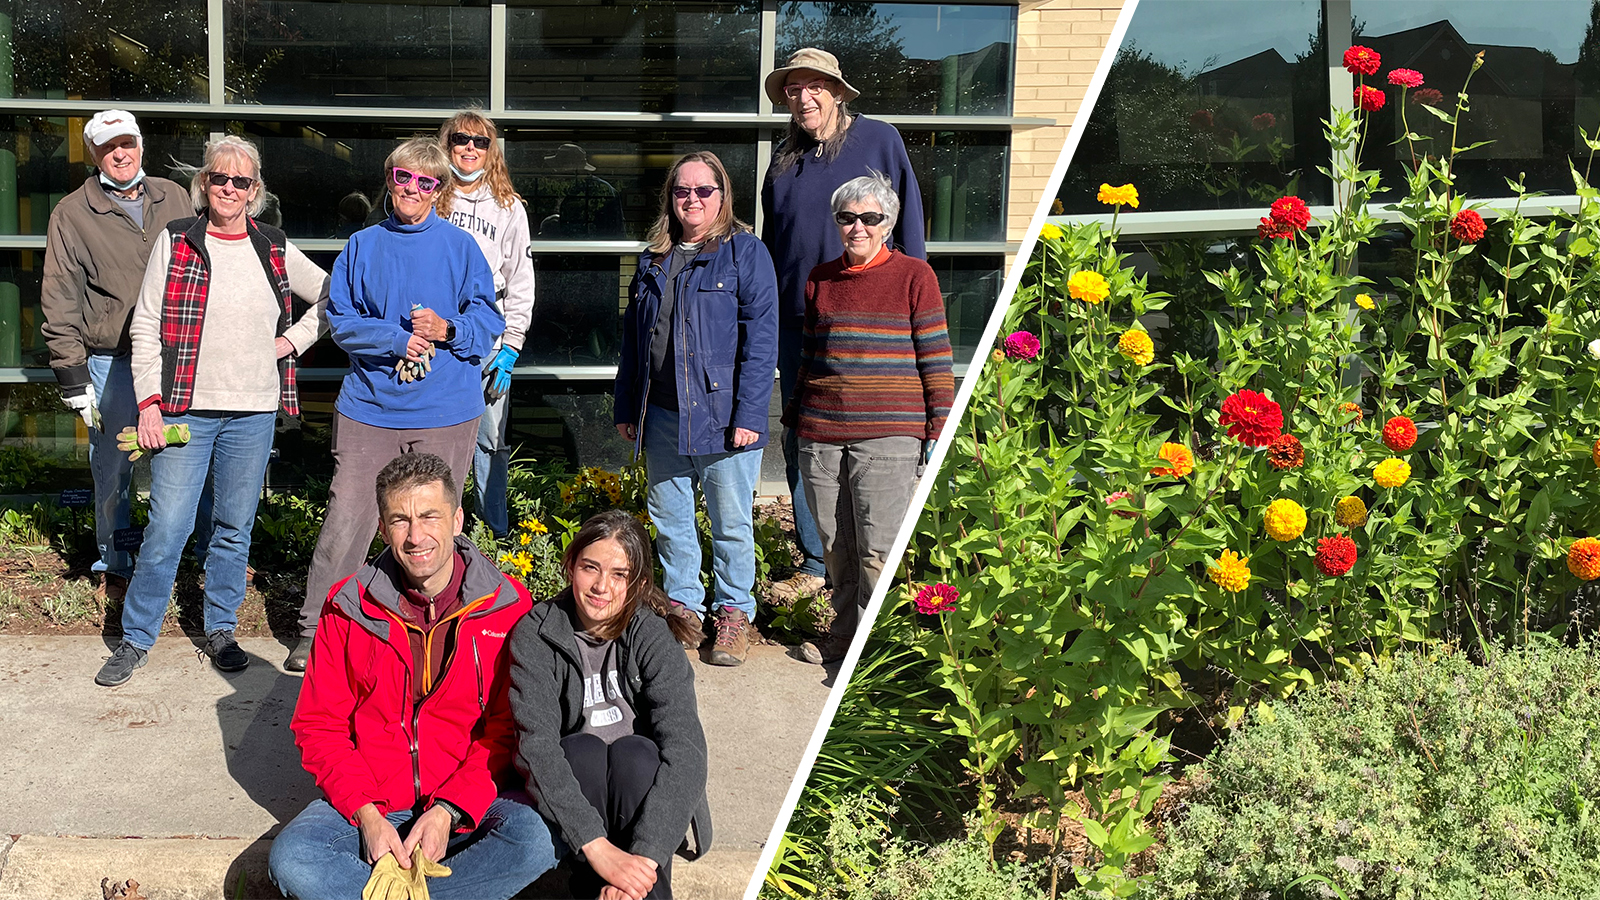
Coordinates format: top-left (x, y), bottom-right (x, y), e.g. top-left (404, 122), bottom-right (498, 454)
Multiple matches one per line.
top-left (644, 151), bottom-right (751, 255)
top-left (191, 135), bottom-right (267, 217)
top-left (384, 137), bottom-right (450, 184)
top-left (435, 110), bottom-right (522, 217)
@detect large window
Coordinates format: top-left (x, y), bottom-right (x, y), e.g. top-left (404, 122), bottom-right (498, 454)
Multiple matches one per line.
top-left (0, 0), bottom-right (209, 102)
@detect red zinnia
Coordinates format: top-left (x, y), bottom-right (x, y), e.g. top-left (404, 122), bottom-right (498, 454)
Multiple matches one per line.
top-left (1382, 416), bottom-right (1418, 452)
top-left (1315, 535), bottom-right (1358, 577)
top-left (1252, 112), bottom-right (1277, 131)
top-left (1257, 217), bottom-right (1294, 240)
top-left (1355, 85), bottom-right (1386, 112)
top-left (1219, 389), bottom-right (1284, 447)
top-left (1269, 196), bottom-right (1311, 232)
top-left (1189, 109), bottom-right (1214, 130)
top-left (913, 582), bottom-right (960, 615)
top-left (1267, 433), bottom-right (1305, 470)
top-left (1343, 45), bottom-right (1381, 76)
top-left (1450, 209), bottom-right (1487, 243)
top-left (1412, 88), bottom-right (1444, 106)
top-left (1387, 68), bottom-right (1424, 89)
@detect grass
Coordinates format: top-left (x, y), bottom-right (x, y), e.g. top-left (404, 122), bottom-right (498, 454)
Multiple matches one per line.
top-left (38, 579), bottom-right (100, 625)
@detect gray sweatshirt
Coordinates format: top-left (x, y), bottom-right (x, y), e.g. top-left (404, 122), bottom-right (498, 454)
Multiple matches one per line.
top-left (441, 183), bottom-right (535, 353)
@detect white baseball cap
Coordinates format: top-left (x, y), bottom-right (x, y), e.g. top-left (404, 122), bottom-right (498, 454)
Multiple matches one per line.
top-left (83, 110), bottom-right (142, 149)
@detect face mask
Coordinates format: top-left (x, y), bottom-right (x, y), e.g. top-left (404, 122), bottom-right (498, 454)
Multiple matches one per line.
top-left (99, 167), bottom-right (147, 192)
top-left (451, 164), bottom-right (485, 183)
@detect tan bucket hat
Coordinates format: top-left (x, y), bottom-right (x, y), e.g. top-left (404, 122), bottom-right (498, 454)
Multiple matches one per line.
top-left (764, 48), bottom-right (862, 106)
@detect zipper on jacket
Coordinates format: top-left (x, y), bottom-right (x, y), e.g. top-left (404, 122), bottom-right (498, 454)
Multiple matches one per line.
top-left (405, 591), bottom-right (496, 805)
top-left (676, 258), bottom-right (693, 450)
top-left (473, 637), bottom-right (485, 713)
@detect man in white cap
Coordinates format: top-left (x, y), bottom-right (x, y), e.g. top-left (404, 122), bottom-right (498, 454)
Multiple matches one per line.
top-left (41, 110), bottom-right (192, 601)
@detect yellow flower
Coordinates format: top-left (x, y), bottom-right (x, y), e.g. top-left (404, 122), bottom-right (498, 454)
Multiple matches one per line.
top-left (1097, 183), bottom-right (1140, 208)
top-left (1208, 549), bottom-right (1251, 593)
top-left (1334, 495), bottom-right (1369, 528)
top-left (1355, 293), bottom-right (1376, 310)
top-left (1040, 222), bottom-right (1064, 241)
top-left (1373, 457), bottom-right (1411, 488)
top-left (1117, 329), bottom-right (1155, 366)
top-left (1263, 498), bottom-right (1308, 542)
top-left (519, 532), bottom-right (532, 546)
top-left (1068, 270), bottom-right (1110, 305)
top-left (991, 348), bottom-right (1006, 363)
top-left (528, 519), bottom-right (548, 535)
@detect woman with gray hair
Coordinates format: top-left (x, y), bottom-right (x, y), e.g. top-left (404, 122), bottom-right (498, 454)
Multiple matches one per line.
top-left (781, 172), bottom-right (953, 666)
top-left (100, 135), bottom-right (329, 686)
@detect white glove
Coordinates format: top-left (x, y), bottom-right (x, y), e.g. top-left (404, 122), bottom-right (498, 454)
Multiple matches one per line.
top-left (63, 384), bottom-right (100, 431)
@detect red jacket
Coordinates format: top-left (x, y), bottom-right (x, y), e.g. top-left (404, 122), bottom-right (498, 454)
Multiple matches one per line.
top-left (291, 537), bottom-right (532, 827)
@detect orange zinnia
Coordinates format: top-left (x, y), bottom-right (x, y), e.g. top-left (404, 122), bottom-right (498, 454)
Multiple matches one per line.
top-left (1151, 442), bottom-right (1194, 477)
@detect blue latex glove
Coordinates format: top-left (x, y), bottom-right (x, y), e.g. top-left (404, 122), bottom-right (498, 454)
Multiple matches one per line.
top-left (486, 345), bottom-right (518, 400)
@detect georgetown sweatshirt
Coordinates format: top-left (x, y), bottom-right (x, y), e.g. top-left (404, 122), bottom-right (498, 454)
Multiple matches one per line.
top-left (441, 184), bottom-right (535, 353)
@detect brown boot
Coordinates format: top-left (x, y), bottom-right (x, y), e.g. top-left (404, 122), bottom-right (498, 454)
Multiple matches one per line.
top-left (667, 603), bottom-right (705, 650)
top-left (767, 572), bottom-right (825, 606)
top-left (96, 573), bottom-right (129, 605)
top-left (709, 607), bottom-right (751, 666)
top-left (800, 630), bottom-right (853, 665)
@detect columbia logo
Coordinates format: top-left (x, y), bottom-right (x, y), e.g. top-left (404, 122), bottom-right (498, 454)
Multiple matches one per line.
top-left (481, 630), bottom-right (506, 638)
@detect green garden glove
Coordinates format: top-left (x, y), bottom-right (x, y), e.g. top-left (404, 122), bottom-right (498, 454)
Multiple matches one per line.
top-left (115, 423), bottom-right (191, 461)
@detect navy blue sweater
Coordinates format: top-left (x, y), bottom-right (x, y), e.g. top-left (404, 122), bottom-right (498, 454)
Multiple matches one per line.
top-left (760, 115), bottom-right (927, 321)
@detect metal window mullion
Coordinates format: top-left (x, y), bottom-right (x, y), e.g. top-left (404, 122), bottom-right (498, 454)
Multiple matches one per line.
top-left (208, 0), bottom-right (225, 105)
top-left (756, 0), bottom-right (779, 234)
top-left (490, 4), bottom-right (507, 114)
top-left (1326, 0), bottom-right (1355, 209)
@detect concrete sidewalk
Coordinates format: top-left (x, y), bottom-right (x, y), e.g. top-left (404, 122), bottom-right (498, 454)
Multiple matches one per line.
top-left (0, 635), bottom-right (834, 899)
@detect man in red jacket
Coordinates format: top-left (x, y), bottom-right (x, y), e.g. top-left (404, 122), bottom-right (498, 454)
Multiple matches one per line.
top-left (269, 453), bottom-right (555, 899)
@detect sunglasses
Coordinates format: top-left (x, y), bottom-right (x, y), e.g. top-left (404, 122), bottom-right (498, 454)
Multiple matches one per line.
top-left (391, 167), bottom-right (440, 194)
top-left (834, 210), bottom-right (887, 227)
top-left (206, 172), bottom-right (256, 191)
top-left (672, 185), bottom-right (720, 200)
top-left (449, 132), bottom-right (492, 151)
top-left (783, 80), bottom-right (831, 99)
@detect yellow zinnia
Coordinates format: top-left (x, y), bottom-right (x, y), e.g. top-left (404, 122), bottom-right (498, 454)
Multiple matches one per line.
top-left (1263, 498), bottom-right (1308, 542)
top-left (1373, 457), bottom-right (1411, 488)
top-left (1355, 293), bottom-right (1375, 310)
top-left (1040, 222), bottom-right (1064, 241)
top-left (1334, 495), bottom-right (1369, 528)
top-left (1097, 183), bottom-right (1140, 208)
top-left (1117, 329), bottom-right (1155, 366)
top-left (1068, 270), bottom-right (1110, 305)
top-left (1209, 549), bottom-right (1251, 593)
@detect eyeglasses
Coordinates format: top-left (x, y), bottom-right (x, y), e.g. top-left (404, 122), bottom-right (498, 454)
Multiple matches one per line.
top-left (671, 185), bottom-right (720, 201)
top-left (391, 167), bottom-right (440, 194)
top-left (783, 80), bottom-right (831, 99)
top-left (834, 210), bottom-right (887, 227)
top-left (206, 172), bottom-right (256, 191)
top-left (449, 132), bottom-right (492, 151)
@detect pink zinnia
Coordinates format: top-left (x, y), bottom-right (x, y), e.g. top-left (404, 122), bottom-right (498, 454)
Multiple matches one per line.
top-left (1252, 112), bottom-right (1277, 131)
top-left (913, 582), bottom-right (960, 615)
top-left (1412, 88), bottom-right (1444, 107)
top-left (1004, 330), bottom-right (1041, 360)
top-left (1387, 68), bottom-right (1424, 89)
top-left (1105, 491), bottom-right (1140, 519)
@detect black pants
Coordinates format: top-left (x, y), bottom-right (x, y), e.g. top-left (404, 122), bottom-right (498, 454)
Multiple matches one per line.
top-left (561, 732), bottom-right (671, 899)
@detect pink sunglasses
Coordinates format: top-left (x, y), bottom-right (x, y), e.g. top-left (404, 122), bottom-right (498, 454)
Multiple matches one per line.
top-left (390, 166), bottom-right (440, 194)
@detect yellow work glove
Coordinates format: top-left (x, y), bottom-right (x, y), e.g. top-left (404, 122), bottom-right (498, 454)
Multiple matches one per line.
top-left (404, 844), bottom-right (452, 900)
top-left (361, 854), bottom-right (410, 900)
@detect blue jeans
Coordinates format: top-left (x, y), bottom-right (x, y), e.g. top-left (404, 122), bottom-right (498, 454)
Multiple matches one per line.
top-left (86, 353), bottom-right (139, 577)
top-left (269, 795), bottom-right (558, 900)
top-left (777, 321), bottom-right (826, 577)
top-left (473, 364), bottom-right (511, 538)
top-left (643, 404), bottom-right (761, 618)
top-left (119, 413), bottom-right (275, 651)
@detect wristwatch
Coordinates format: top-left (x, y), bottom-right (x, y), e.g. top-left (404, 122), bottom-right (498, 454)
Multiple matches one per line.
top-left (445, 321), bottom-right (457, 342)
top-left (434, 799), bottom-right (464, 830)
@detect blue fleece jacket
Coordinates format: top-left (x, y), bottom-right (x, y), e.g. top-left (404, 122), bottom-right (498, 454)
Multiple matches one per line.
top-left (760, 115), bottom-right (927, 321)
top-left (327, 211), bottom-right (503, 428)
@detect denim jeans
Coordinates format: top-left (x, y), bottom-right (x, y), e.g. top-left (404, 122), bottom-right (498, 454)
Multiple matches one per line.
top-left (119, 413), bottom-right (275, 651)
top-left (642, 404), bottom-right (762, 618)
top-left (777, 321), bottom-right (826, 577)
top-left (86, 353), bottom-right (140, 577)
top-left (269, 795), bottom-right (557, 900)
top-left (473, 364), bottom-right (512, 538)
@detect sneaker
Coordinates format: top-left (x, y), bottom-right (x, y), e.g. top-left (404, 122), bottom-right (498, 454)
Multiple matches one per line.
top-left (800, 631), bottom-right (853, 665)
top-left (94, 641), bottom-right (147, 687)
top-left (709, 607), bottom-right (751, 667)
top-left (284, 633), bottom-right (313, 672)
top-left (666, 604), bottom-right (705, 650)
top-left (767, 572), bottom-right (826, 606)
top-left (96, 573), bottom-right (130, 605)
top-left (203, 629), bottom-right (249, 672)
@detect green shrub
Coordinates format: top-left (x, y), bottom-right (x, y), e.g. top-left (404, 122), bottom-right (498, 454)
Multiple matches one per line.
top-left (1145, 641), bottom-right (1600, 900)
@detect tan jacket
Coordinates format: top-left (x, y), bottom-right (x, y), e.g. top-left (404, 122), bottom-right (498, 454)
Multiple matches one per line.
top-left (40, 176), bottom-right (192, 393)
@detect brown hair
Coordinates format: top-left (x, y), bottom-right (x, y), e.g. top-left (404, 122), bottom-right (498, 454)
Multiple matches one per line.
top-left (644, 150), bottom-right (752, 255)
top-left (563, 510), bottom-right (699, 645)
top-left (374, 453), bottom-right (458, 515)
top-left (435, 109), bottom-right (522, 217)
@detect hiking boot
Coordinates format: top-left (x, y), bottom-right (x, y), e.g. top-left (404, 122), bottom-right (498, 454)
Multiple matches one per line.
top-left (203, 629), bottom-right (249, 672)
top-left (709, 607), bottom-right (751, 666)
top-left (767, 572), bottom-right (825, 606)
top-left (96, 573), bottom-right (130, 605)
top-left (800, 630), bottom-right (853, 665)
top-left (284, 633), bottom-right (313, 672)
top-left (666, 603), bottom-right (704, 650)
top-left (94, 641), bottom-right (147, 687)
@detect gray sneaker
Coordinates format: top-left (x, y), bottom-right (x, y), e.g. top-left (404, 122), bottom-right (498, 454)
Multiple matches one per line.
top-left (95, 641), bottom-right (147, 687)
top-left (203, 630), bottom-right (249, 672)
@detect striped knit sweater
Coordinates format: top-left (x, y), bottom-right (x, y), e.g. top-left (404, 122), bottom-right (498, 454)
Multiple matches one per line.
top-left (782, 250), bottom-right (954, 443)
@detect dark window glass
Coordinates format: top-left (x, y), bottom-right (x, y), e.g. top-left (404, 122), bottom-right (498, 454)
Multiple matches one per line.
top-left (224, 0), bottom-right (491, 107)
top-left (0, 382), bottom-right (91, 465)
top-left (776, 3), bottom-right (1015, 116)
top-left (522, 254), bottom-right (626, 367)
top-left (1058, 0), bottom-right (1330, 213)
top-left (902, 129), bottom-right (1007, 242)
top-left (930, 254), bottom-right (1003, 366)
top-left (0, 0), bottom-right (208, 102)
top-left (1351, 1), bottom-right (1593, 199)
top-left (505, 1), bottom-right (762, 113)
top-left (0, 249), bottom-right (51, 369)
